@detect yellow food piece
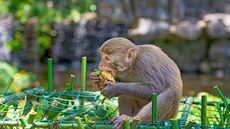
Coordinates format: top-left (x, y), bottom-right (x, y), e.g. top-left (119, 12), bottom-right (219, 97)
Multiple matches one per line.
top-left (95, 69), bottom-right (115, 89)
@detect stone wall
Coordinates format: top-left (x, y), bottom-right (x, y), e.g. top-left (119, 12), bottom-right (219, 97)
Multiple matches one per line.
top-left (0, 16), bottom-right (14, 61)
top-left (95, 0), bottom-right (230, 75)
top-left (1, 0), bottom-right (230, 75)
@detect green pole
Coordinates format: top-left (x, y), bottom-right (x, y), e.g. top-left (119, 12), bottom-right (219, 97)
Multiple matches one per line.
top-left (201, 95), bottom-right (208, 127)
top-left (214, 85), bottom-right (228, 103)
top-left (27, 111), bottom-right (37, 124)
top-left (172, 120), bottom-right (179, 129)
top-left (19, 117), bottom-right (28, 127)
top-left (123, 118), bottom-right (130, 129)
top-left (48, 58), bottom-right (53, 92)
top-left (214, 85), bottom-right (229, 127)
top-left (81, 56), bottom-right (87, 91)
top-left (86, 120), bottom-right (94, 129)
top-left (75, 116), bottom-right (84, 129)
top-left (80, 56), bottom-right (87, 108)
top-left (84, 114), bottom-right (89, 122)
top-left (68, 74), bottom-right (75, 91)
top-left (131, 117), bottom-right (139, 129)
top-left (152, 93), bottom-right (157, 123)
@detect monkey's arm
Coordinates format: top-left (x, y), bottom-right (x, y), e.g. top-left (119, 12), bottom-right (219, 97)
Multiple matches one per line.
top-left (101, 82), bottom-right (163, 100)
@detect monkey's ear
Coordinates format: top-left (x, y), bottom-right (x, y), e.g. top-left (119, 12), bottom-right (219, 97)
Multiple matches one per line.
top-left (125, 48), bottom-right (137, 62)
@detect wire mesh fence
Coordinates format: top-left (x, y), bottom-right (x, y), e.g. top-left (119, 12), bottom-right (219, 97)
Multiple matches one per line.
top-left (0, 86), bottom-right (229, 129)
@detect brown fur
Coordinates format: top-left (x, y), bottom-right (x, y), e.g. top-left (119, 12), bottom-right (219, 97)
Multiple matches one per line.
top-left (91, 37), bottom-right (183, 123)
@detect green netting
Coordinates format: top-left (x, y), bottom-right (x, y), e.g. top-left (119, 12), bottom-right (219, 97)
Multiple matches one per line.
top-left (178, 97), bottom-right (230, 129)
top-left (0, 87), bottom-right (118, 128)
top-left (0, 86), bottom-right (229, 129)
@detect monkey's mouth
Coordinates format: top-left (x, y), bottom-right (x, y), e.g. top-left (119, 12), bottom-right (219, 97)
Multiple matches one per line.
top-left (97, 67), bottom-right (117, 78)
top-left (107, 70), bottom-right (116, 78)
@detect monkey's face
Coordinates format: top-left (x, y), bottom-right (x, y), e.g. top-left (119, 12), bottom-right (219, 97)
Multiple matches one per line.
top-left (98, 37), bottom-right (138, 77)
top-left (99, 53), bottom-right (117, 77)
top-left (99, 52), bottom-right (133, 78)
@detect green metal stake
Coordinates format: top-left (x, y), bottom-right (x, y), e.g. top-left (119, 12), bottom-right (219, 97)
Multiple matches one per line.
top-left (75, 116), bottom-right (84, 129)
top-left (86, 120), bottom-right (94, 129)
top-left (201, 95), bottom-right (208, 127)
top-left (80, 56), bottom-right (87, 108)
top-left (48, 58), bottom-right (53, 92)
top-left (172, 120), bottom-right (179, 129)
top-left (214, 85), bottom-right (228, 103)
top-left (4, 77), bottom-right (14, 93)
top-left (66, 75), bottom-right (75, 106)
top-left (152, 93), bottom-right (157, 123)
top-left (214, 85), bottom-right (229, 127)
top-left (68, 74), bottom-right (75, 91)
top-left (19, 117), bottom-right (28, 127)
top-left (131, 117), bottom-right (139, 129)
top-left (81, 56), bottom-right (87, 91)
top-left (84, 114), bottom-right (89, 122)
top-left (123, 118), bottom-right (130, 129)
top-left (27, 111), bottom-right (37, 124)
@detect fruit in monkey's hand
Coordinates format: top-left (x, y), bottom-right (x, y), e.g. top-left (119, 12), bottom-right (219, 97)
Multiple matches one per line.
top-left (94, 69), bottom-right (115, 89)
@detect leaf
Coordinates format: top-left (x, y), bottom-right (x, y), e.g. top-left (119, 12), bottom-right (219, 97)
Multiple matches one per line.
top-left (17, 95), bottom-right (27, 117)
top-left (0, 105), bottom-right (9, 117)
top-left (34, 101), bottom-right (46, 120)
top-left (24, 101), bottom-right (36, 119)
top-left (0, 101), bottom-right (16, 117)
top-left (6, 105), bottom-right (16, 119)
top-left (22, 99), bottom-right (33, 116)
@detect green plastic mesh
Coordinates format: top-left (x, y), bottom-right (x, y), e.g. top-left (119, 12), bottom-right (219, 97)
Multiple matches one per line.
top-left (178, 97), bottom-right (230, 129)
top-left (0, 87), bottom-right (229, 129)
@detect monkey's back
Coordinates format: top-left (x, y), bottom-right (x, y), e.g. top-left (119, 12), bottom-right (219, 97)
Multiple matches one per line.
top-left (136, 44), bottom-right (183, 90)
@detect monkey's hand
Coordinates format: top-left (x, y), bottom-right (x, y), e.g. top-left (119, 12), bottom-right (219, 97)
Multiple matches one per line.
top-left (101, 82), bottom-right (119, 98)
top-left (89, 72), bottom-right (100, 87)
top-left (110, 115), bottom-right (134, 129)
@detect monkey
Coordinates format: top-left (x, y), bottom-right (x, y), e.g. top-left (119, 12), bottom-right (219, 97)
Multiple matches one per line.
top-left (89, 37), bottom-right (183, 129)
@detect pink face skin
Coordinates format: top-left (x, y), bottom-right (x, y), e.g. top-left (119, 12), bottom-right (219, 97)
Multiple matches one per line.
top-left (99, 54), bottom-right (117, 77)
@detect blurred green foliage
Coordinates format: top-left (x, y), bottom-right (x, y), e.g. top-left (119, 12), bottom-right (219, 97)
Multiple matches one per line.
top-left (0, 0), bottom-right (96, 57)
top-left (0, 61), bottom-right (35, 92)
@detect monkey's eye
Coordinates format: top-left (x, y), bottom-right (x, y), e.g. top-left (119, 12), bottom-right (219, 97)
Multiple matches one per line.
top-left (105, 56), bottom-right (110, 61)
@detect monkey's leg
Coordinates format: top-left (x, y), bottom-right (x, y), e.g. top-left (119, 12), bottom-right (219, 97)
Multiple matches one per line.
top-left (135, 86), bottom-right (181, 122)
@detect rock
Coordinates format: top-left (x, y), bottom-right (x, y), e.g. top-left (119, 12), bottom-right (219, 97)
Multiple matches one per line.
top-left (128, 18), bottom-right (170, 39)
top-left (209, 40), bottom-right (230, 70)
top-left (199, 61), bottom-right (211, 74)
top-left (203, 13), bottom-right (230, 39)
top-left (84, 20), bottom-right (128, 63)
top-left (164, 39), bottom-right (207, 73)
top-left (0, 15), bottom-right (14, 61)
top-left (171, 0), bottom-right (210, 22)
top-left (132, 0), bottom-right (155, 18)
top-left (52, 22), bottom-right (77, 63)
top-left (170, 20), bottom-right (205, 41)
top-left (51, 18), bottom-right (129, 65)
top-left (210, 0), bottom-right (230, 13)
top-left (170, 0), bottom-right (185, 23)
top-left (21, 17), bottom-right (40, 63)
top-left (96, 0), bottom-right (133, 24)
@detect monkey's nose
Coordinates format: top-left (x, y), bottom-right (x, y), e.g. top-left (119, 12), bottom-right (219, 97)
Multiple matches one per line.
top-left (107, 70), bottom-right (112, 74)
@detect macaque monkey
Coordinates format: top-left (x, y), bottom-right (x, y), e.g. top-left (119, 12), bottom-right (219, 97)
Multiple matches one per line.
top-left (90, 37), bottom-right (183, 129)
